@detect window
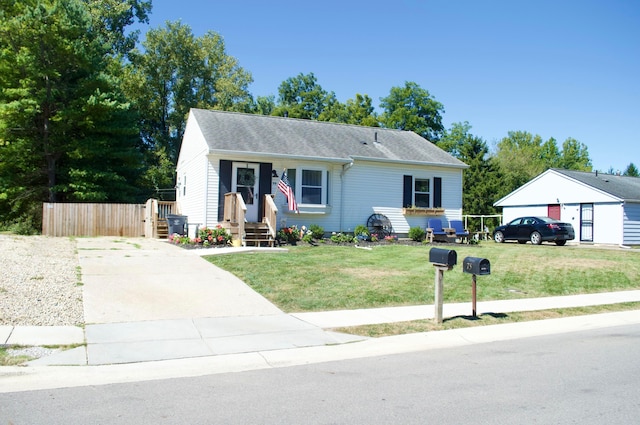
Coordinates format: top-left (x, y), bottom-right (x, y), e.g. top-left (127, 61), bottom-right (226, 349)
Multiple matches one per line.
top-left (301, 170), bottom-right (322, 204)
top-left (414, 178), bottom-right (430, 207)
top-left (288, 168), bottom-right (329, 205)
top-left (403, 175), bottom-right (441, 208)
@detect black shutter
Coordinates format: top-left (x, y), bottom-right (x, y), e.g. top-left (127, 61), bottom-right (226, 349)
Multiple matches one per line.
top-left (403, 175), bottom-right (413, 208)
top-left (218, 160), bottom-right (232, 221)
top-left (258, 163), bottom-right (272, 220)
top-left (433, 177), bottom-right (442, 208)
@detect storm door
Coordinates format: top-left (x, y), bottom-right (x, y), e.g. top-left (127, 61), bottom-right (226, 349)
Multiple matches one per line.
top-left (580, 203), bottom-right (594, 242)
top-left (232, 163), bottom-right (259, 222)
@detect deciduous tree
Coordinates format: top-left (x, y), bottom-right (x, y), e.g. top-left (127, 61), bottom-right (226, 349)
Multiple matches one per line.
top-left (273, 72), bottom-right (335, 120)
top-left (379, 81), bottom-right (444, 141)
top-left (124, 21), bottom-right (253, 190)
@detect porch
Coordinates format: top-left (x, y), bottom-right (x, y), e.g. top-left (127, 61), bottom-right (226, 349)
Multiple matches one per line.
top-left (220, 192), bottom-right (278, 247)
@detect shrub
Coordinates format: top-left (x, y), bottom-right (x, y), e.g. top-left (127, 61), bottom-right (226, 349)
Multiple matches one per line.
top-left (353, 224), bottom-right (369, 237)
top-left (277, 225), bottom-right (301, 244)
top-left (5, 216), bottom-right (40, 235)
top-left (408, 226), bottom-right (426, 242)
top-left (309, 224), bottom-right (325, 239)
top-left (199, 225), bottom-right (231, 245)
top-left (330, 232), bottom-right (355, 243)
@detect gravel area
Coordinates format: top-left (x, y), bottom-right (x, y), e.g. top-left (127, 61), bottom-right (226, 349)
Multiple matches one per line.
top-left (0, 234), bottom-right (83, 326)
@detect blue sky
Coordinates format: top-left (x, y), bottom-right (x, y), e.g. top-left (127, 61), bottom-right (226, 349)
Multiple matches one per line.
top-left (140, 0), bottom-right (639, 173)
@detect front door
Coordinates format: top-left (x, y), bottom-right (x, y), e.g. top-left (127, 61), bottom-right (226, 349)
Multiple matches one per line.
top-left (232, 163), bottom-right (259, 222)
top-left (580, 203), bottom-right (594, 242)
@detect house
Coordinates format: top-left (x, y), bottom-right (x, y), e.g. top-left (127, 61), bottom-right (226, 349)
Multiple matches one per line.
top-left (494, 168), bottom-right (640, 246)
top-left (175, 109), bottom-right (467, 244)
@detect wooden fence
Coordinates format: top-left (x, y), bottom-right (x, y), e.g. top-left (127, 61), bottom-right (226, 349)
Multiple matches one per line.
top-left (42, 202), bottom-right (146, 237)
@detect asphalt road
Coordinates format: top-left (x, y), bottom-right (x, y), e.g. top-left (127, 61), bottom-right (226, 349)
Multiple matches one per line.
top-left (2, 323), bottom-right (640, 424)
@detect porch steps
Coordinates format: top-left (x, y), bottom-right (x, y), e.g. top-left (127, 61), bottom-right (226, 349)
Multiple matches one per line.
top-left (244, 222), bottom-right (275, 247)
top-left (157, 218), bottom-right (169, 239)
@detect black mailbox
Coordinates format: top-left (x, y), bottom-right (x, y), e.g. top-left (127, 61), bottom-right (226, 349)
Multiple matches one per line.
top-left (463, 257), bottom-right (490, 275)
top-left (429, 248), bottom-right (457, 267)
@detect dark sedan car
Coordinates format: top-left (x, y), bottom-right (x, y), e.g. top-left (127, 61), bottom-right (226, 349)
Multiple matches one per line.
top-left (493, 216), bottom-right (575, 246)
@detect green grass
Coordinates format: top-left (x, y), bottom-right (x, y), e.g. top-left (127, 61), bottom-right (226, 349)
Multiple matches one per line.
top-left (334, 302), bottom-right (640, 337)
top-left (205, 242), bottom-right (640, 312)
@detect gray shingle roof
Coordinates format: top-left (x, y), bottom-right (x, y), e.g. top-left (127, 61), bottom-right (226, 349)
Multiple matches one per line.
top-left (554, 168), bottom-right (640, 201)
top-left (191, 109), bottom-right (466, 167)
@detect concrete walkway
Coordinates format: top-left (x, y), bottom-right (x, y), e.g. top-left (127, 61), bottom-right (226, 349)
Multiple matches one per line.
top-left (2, 238), bottom-right (640, 368)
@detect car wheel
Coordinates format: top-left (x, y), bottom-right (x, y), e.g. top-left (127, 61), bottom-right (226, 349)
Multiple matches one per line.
top-left (517, 240), bottom-right (527, 244)
top-left (555, 240), bottom-right (567, 246)
top-left (530, 231), bottom-right (542, 245)
top-left (494, 231), bottom-right (505, 243)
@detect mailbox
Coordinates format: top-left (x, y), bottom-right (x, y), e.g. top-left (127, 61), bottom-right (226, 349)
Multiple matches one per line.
top-left (429, 248), bottom-right (457, 267)
top-left (463, 257), bottom-right (490, 275)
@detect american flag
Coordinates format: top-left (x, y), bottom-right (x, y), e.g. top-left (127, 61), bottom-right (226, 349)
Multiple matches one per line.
top-left (277, 170), bottom-right (298, 212)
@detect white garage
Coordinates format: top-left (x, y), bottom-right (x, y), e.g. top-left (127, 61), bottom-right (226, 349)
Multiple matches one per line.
top-left (494, 169), bottom-right (640, 246)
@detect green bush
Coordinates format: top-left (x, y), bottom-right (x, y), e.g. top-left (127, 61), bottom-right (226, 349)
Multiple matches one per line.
top-left (353, 224), bottom-right (370, 237)
top-left (408, 226), bottom-right (426, 242)
top-left (6, 216), bottom-right (40, 235)
top-left (330, 232), bottom-right (355, 243)
top-left (309, 224), bottom-right (324, 239)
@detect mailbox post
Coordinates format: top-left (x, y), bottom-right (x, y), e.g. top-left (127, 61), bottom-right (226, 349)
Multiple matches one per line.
top-left (429, 248), bottom-right (457, 324)
top-left (462, 257), bottom-right (491, 318)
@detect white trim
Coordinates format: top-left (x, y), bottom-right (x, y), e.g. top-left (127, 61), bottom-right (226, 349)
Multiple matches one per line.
top-left (349, 155), bottom-right (468, 169)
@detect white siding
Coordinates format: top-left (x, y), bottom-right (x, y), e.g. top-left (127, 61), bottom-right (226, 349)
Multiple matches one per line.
top-left (500, 202), bottom-right (625, 245)
top-left (342, 161), bottom-right (463, 235)
top-left (204, 158), bottom-right (220, 228)
top-left (623, 202), bottom-right (640, 245)
top-left (176, 112), bottom-right (210, 236)
top-left (501, 206), bottom-right (548, 224)
top-left (593, 203), bottom-right (623, 245)
top-left (272, 161), bottom-right (344, 232)
top-left (243, 158), bottom-right (463, 236)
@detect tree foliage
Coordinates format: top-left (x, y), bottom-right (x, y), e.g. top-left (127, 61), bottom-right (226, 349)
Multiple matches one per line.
top-left (493, 131), bottom-right (592, 200)
top-left (272, 72), bottom-right (335, 120)
top-left (123, 21), bottom-right (253, 190)
top-left (439, 123), bottom-right (502, 216)
top-left (0, 0), bottom-right (147, 227)
top-left (379, 81), bottom-right (445, 141)
top-left (624, 163), bottom-right (639, 177)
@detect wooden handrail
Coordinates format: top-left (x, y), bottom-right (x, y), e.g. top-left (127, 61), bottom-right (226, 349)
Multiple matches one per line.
top-left (157, 201), bottom-right (175, 218)
top-left (224, 192), bottom-right (247, 246)
top-left (263, 194), bottom-right (278, 241)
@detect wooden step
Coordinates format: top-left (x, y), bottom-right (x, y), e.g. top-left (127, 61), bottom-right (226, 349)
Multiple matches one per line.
top-left (244, 222), bottom-right (274, 247)
top-left (157, 219), bottom-right (168, 239)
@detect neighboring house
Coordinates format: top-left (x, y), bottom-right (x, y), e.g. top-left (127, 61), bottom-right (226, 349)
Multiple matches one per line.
top-left (175, 109), bottom-right (467, 241)
top-left (494, 168), bottom-right (640, 245)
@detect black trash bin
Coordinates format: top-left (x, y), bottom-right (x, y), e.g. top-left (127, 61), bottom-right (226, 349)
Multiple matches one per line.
top-left (166, 214), bottom-right (187, 236)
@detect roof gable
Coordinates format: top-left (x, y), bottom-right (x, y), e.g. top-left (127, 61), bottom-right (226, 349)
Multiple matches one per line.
top-left (553, 169), bottom-right (640, 201)
top-left (189, 109), bottom-right (466, 167)
top-left (495, 168), bottom-right (640, 207)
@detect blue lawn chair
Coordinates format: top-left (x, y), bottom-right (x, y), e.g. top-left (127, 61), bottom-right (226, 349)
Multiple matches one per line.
top-left (449, 220), bottom-right (470, 243)
top-left (427, 218), bottom-right (449, 242)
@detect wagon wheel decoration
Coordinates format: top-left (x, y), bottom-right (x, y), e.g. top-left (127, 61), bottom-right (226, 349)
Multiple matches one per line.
top-left (366, 213), bottom-right (393, 239)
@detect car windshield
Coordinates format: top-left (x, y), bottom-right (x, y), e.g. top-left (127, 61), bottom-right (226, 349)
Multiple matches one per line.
top-left (509, 218), bottom-right (522, 225)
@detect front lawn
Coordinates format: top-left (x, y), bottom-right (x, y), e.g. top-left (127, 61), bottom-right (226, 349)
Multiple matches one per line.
top-left (204, 242), bottom-right (640, 313)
